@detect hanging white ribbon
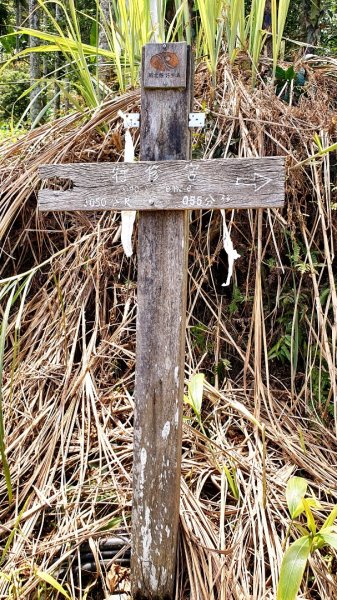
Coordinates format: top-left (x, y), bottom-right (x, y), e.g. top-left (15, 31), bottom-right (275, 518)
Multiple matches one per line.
top-left (118, 110), bottom-right (136, 257)
top-left (221, 209), bottom-right (240, 286)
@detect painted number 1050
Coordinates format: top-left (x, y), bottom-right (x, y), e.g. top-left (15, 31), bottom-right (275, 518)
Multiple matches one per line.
top-left (84, 197), bottom-right (107, 208)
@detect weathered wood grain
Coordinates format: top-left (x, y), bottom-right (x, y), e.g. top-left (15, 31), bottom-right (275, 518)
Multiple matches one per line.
top-left (38, 156), bottom-right (284, 211)
top-left (143, 42), bottom-right (187, 89)
top-left (130, 44), bottom-right (192, 599)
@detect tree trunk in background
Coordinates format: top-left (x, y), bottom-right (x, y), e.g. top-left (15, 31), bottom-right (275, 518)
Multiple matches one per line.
top-left (15, 0), bottom-right (22, 53)
top-left (42, 11), bottom-right (48, 110)
top-left (98, 0), bottom-right (112, 85)
top-left (29, 0), bottom-right (42, 125)
top-left (303, 0), bottom-right (322, 50)
top-left (150, 0), bottom-right (160, 39)
top-left (263, 0), bottom-right (272, 57)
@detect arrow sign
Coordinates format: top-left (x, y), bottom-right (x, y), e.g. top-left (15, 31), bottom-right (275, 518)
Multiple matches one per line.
top-left (235, 172), bottom-right (273, 193)
top-left (38, 156), bottom-right (285, 212)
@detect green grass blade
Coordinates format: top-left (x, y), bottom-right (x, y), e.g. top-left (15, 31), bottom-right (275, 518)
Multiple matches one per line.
top-left (0, 498), bottom-right (30, 567)
top-left (0, 284), bottom-right (16, 503)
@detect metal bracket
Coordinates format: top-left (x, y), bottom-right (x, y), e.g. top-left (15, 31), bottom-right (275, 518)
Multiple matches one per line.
top-left (189, 112), bottom-right (206, 128)
top-left (123, 113), bottom-right (140, 128)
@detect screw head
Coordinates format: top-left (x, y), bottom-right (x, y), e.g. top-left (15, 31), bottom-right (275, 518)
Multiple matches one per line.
top-left (149, 200), bottom-right (155, 206)
top-left (163, 43), bottom-right (167, 49)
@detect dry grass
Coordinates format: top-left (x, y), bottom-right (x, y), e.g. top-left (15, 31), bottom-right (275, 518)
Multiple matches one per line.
top-left (0, 55), bottom-right (337, 599)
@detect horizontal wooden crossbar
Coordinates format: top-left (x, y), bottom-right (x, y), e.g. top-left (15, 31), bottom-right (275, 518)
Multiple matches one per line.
top-left (38, 156), bottom-right (285, 212)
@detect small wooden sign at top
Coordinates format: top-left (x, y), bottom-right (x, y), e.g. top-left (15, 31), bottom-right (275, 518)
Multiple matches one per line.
top-left (143, 42), bottom-right (187, 88)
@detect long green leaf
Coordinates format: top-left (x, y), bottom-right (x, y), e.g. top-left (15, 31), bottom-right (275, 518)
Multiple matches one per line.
top-left (1, 30), bottom-right (115, 59)
top-left (194, 0), bottom-right (223, 83)
top-left (277, 536), bottom-right (311, 600)
top-left (0, 284), bottom-right (16, 503)
top-left (273, 0), bottom-right (291, 77)
top-left (35, 570), bottom-right (72, 599)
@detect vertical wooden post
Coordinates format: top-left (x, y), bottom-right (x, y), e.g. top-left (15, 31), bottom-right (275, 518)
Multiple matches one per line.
top-left (131, 43), bottom-right (193, 599)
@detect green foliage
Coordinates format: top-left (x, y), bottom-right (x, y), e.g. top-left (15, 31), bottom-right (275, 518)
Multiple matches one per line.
top-left (275, 65), bottom-right (296, 82)
top-left (214, 358), bottom-right (232, 384)
top-left (190, 324), bottom-right (209, 353)
top-left (275, 65), bottom-right (306, 103)
top-left (194, 0), bottom-right (292, 84)
top-left (310, 363), bottom-right (332, 414)
top-left (0, 67), bottom-right (30, 123)
top-left (0, 0), bottom-right (295, 115)
top-left (0, 27), bottom-right (17, 53)
top-left (0, 123), bottom-right (27, 143)
top-left (1, 0), bottom-right (114, 109)
top-left (277, 476), bottom-right (337, 600)
top-left (267, 286), bottom-right (304, 367)
top-left (185, 373), bottom-right (204, 417)
top-left (195, 0), bottom-right (224, 84)
top-left (3, 0), bottom-right (337, 118)
top-left (266, 263), bottom-right (334, 418)
top-left (228, 284), bottom-right (245, 315)
top-left (248, 0), bottom-right (268, 83)
top-left (224, 0), bottom-right (245, 61)
top-left (268, 333), bottom-right (292, 363)
top-left (100, 0), bottom-right (157, 90)
top-left (35, 569), bottom-right (72, 599)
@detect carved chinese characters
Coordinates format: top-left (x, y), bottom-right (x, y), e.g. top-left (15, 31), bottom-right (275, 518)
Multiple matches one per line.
top-left (39, 157), bottom-right (285, 212)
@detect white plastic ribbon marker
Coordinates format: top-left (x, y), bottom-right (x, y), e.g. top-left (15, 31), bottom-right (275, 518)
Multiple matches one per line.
top-left (119, 110), bottom-right (137, 257)
top-left (221, 209), bottom-right (241, 286)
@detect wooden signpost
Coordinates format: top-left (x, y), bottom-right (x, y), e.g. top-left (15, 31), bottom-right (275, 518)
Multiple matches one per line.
top-left (39, 157), bottom-right (284, 211)
top-left (38, 42), bottom-right (285, 600)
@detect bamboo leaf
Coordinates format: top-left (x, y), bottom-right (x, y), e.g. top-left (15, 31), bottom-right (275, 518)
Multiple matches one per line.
top-left (35, 570), bottom-right (72, 599)
top-left (187, 373), bottom-right (205, 417)
top-left (277, 536), bottom-right (311, 600)
top-left (286, 477), bottom-right (307, 519)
